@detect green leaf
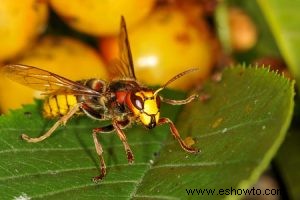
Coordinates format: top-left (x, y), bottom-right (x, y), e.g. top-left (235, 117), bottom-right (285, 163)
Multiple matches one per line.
top-left (275, 130), bottom-right (300, 200)
top-left (257, 0), bottom-right (300, 89)
top-left (0, 67), bottom-right (294, 200)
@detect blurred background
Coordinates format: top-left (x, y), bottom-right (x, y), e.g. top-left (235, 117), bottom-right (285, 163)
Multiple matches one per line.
top-left (0, 0), bottom-right (298, 199)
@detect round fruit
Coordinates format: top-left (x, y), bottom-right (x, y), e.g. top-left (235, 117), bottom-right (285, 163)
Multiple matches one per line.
top-left (100, 7), bottom-right (215, 90)
top-left (0, 0), bottom-right (48, 62)
top-left (229, 7), bottom-right (258, 52)
top-left (0, 36), bottom-right (108, 113)
top-left (50, 0), bottom-right (155, 36)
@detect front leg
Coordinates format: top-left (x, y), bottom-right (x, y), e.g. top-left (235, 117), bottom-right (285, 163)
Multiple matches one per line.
top-left (158, 118), bottom-right (200, 153)
top-left (160, 94), bottom-right (199, 105)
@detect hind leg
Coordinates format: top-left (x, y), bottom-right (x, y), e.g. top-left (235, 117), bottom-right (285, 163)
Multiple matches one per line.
top-left (22, 103), bottom-right (82, 143)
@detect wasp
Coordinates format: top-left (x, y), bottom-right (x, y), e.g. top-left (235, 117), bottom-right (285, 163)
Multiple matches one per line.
top-left (3, 16), bottom-right (199, 182)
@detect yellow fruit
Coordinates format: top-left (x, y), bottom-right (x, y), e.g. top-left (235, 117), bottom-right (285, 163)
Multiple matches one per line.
top-left (0, 36), bottom-right (108, 113)
top-left (100, 7), bottom-right (215, 90)
top-left (229, 7), bottom-right (258, 52)
top-left (50, 0), bottom-right (155, 36)
top-left (0, 0), bottom-right (48, 62)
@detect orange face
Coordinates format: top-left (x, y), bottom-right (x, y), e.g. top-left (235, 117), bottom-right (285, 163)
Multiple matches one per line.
top-left (125, 90), bottom-right (160, 129)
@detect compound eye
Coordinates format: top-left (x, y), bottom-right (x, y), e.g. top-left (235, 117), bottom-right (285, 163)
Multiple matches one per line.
top-left (131, 93), bottom-right (144, 110)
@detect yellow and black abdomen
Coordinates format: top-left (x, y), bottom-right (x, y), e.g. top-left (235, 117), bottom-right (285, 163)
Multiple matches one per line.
top-left (43, 94), bottom-right (78, 118)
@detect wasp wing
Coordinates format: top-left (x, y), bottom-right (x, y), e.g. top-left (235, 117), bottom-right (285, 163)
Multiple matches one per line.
top-left (109, 16), bottom-right (136, 80)
top-left (3, 64), bottom-right (101, 96)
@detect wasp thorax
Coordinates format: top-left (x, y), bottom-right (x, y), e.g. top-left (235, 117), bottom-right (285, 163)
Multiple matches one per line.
top-left (127, 90), bottom-right (161, 129)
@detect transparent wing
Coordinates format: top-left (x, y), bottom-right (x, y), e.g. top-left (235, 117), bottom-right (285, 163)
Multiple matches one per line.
top-left (2, 64), bottom-right (101, 96)
top-left (110, 16), bottom-right (136, 80)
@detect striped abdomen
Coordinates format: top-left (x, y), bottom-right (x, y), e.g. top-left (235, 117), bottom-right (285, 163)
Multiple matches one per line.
top-left (43, 95), bottom-right (78, 118)
top-left (42, 79), bottom-right (106, 118)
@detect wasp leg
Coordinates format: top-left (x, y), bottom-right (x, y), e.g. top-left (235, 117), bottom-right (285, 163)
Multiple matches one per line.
top-left (112, 120), bottom-right (134, 164)
top-left (160, 94), bottom-right (199, 105)
top-left (158, 118), bottom-right (200, 153)
top-left (21, 103), bottom-right (82, 143)
top-left (92, 124), bottom-right (115, 182)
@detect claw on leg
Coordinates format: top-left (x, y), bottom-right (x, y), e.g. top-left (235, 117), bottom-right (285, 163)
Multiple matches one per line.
top-left (158, 117), bottom-right (200, 153)
top-left (92, 153), bottom-right (106, 183)
top-left (126, 149), bottom-right (134, 164)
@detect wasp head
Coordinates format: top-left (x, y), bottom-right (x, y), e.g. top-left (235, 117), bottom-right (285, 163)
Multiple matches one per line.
top-left (126, 68), bottom-right (199, 129)
top-left (126, 89), bottom-right (161, 129)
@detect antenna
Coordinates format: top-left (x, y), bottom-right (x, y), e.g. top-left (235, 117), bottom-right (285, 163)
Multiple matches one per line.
top-left (154, 68), bottom-right (199, 96)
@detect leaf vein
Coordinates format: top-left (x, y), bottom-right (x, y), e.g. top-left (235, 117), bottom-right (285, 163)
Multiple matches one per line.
top-left (31, 180), bottom-right (138, 199)
top-left (0, 141), bottom-right (162, 154)
top-left (197, 117), bottom-right (272, 138)
top-left (133, 195), bottom-right (180, 200)
top-left (0, 163), bottom-right (150, 181)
